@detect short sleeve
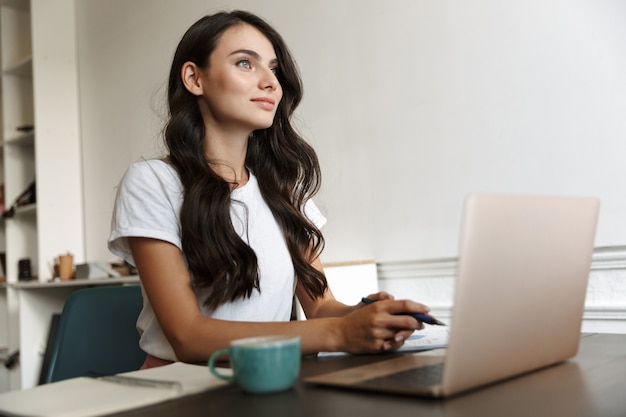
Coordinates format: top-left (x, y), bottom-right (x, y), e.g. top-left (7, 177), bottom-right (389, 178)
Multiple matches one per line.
top-left (304, 199), bottom-right (327, 229)
top-left (108, 160), bottom-right (184, 266)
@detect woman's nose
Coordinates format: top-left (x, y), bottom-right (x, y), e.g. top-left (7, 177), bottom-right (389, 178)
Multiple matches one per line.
top-left (260, 68), bottom-right (279, 90)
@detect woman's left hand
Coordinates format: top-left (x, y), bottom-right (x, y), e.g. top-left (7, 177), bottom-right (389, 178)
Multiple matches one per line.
top-left (357, 291), bottom-right (395, 306)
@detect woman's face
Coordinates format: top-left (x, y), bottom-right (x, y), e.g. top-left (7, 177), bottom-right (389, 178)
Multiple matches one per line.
top-left (195, 23), bottom-right (283, 134)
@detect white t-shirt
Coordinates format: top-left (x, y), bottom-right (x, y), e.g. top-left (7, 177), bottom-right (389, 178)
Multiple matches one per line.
top-left (108, 159), bottom-right (326, 361)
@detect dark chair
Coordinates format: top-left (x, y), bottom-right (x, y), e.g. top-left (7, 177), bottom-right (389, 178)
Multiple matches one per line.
top-left (40, 285), bottom-right (146, 384)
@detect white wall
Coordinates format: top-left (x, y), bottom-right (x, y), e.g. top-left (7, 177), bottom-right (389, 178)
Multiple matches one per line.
top-left (76, 0), bottom-right (626, 264)
top-left (377, 247), bottom-right (626, 334)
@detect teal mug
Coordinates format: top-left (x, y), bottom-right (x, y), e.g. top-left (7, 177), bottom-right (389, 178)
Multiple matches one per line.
top-left (208, 335), bottom-right (301, 394)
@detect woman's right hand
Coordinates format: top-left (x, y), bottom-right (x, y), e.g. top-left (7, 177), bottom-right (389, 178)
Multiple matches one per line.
top-left (336, 298), bottom-right (430, 354)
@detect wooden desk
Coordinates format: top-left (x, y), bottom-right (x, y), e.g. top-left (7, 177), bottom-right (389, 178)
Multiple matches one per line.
top-left (110, 333), bottom-right (626, 417)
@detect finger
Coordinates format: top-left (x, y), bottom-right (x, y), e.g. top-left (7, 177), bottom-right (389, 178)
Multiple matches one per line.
top-left (364, 291), bottom-right (395, 302)
top-left (383, 333), bottom-right (410, 352)
top-left (386, 314), bottom-right (423, 332)
top-left (394, 329), bottom-right (418, 343)
top-left (375, 291), bottom-right (395, 301)
top-left (369, 301), bottom-right (426, 331)
top-left (362, 306), bottom-right (420, 333)
top-left (384, 299), bottom-right (431, 315)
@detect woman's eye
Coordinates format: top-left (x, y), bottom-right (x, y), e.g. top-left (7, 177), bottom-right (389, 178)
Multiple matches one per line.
top-left (270, 67), bottom-right (278, 75)
top-left (237, 60), bottom-right (251, 69)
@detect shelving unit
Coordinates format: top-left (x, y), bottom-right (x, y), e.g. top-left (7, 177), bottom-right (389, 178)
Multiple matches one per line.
top-left (1, 0), bottom-right (34, 392)
top-left (1, 0), bottom-right (36, 285)
top-left (0, 0), bottom-right (86, 391)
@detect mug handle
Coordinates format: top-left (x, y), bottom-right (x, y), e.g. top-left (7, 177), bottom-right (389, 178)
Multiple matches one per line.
top-left (208, 348), bottom-right (234, 382)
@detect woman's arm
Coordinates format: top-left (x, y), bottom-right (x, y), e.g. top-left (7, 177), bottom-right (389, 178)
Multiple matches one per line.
top-left (130, 237), bottom-right (428, 362)
top-left (295, 258), bottom-right (418, 347)
top-left (295, 258), bottom-right (394, 318)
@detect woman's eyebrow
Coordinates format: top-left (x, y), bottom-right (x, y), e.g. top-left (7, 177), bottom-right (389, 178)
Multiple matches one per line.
top-left (229, 49), bottom-right (278, 65)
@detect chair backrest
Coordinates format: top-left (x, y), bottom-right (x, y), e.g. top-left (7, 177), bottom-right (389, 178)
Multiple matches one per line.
top-left (41, 285), bottom-right (146, 384)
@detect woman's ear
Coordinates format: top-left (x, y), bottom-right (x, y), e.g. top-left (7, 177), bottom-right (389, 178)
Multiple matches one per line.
top-left (181, 61), bottom-right (204, 96)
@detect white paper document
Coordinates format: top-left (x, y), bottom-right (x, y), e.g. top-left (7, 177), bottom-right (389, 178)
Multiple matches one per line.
top-left (318, 327), bottom-right (449, 358)
top-left (400, 327), bottom-right (449, 351)
top-left (0, 362), bottom-right (232, 417)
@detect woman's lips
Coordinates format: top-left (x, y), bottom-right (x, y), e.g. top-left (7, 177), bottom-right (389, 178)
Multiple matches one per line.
top-left (251, 97), bottom-right (276, 110)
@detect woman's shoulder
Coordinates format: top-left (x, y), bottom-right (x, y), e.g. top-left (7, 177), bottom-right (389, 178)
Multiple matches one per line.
top-left (116, 158), bottom-right (183, 210)
top-left (127, 158), bottom-right (176, 175)
top-left (124, 158), bottom-right (180, 185)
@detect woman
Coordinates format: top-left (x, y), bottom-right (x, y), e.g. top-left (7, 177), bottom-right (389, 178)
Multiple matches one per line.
top-left (109, 10), bottom-right (430, 369)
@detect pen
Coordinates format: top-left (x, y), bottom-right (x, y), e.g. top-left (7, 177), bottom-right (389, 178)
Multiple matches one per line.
top-left (95, 374), bottom-right (183, 392)
top-left (361, 297), bottom-right (446, 326)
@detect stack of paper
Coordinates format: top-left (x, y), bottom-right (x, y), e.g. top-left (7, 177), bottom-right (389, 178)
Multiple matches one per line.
top-left (0, 363), bottom-right (232, 417)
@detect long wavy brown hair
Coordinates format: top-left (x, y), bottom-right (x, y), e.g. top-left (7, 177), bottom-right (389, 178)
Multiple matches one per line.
top-left (164, 11), bottom-right (327, 311)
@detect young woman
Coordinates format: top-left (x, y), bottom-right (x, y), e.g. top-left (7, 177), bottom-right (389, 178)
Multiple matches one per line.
top-left (109, 10), bottom-right (430, 369)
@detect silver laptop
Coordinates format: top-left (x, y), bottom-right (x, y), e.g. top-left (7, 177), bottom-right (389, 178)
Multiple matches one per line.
top-left (306, 193), bottom-right (600, 397)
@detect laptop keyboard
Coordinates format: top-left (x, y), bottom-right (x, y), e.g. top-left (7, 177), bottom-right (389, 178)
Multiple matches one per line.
top-left (360, 362), bottom-right (444, 389)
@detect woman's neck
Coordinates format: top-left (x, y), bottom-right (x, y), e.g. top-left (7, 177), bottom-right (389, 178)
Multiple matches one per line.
top-left (211, 163), bottom-right (249, 188)
top-left (203, 130), bottom-right (250, 187)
